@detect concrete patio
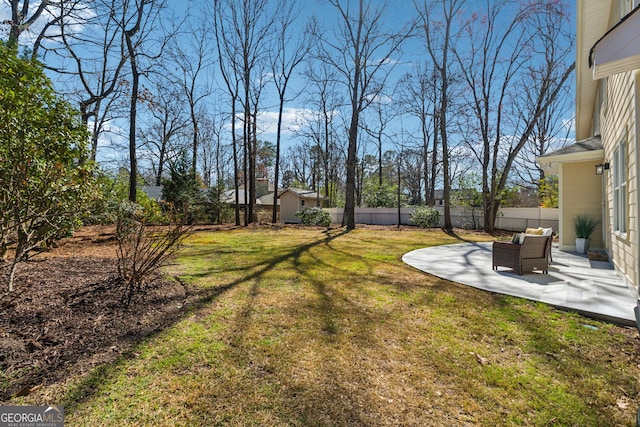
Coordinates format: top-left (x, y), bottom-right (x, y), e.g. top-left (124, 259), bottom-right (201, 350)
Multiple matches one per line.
top-left (403, 242), bottom-right (638, 326)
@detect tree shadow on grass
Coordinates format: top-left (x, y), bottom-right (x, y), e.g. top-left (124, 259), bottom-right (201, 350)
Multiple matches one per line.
top-left (58, 227), bottom-right (352, 414)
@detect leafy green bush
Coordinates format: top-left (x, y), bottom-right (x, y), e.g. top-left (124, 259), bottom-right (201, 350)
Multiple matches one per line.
top-left (0, 42), bottom-right (96, 291)
top-left (162, 155), bottom-right (206, 224)
top-left (84, 170), bottom-right (170, 225)
top-left (409, 206), bottom-right (441, 228)
top-left (363, 182), bottom-right (406, 208)
top-left (206, 182), bottom-right (234, 224)
top-left (295, 207), bottom-right (331, 227)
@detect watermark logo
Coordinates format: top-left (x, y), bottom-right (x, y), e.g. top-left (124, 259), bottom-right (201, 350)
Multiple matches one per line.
top-left (0, 406), bottom-right (64, 427)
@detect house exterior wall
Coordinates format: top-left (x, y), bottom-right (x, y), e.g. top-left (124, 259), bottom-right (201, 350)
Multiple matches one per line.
top-left (636, 71), bottom-right (640, 292)
top-left (558, 161), bottom-right (605, 251)
top-left (600, 70), bottom-right (639, 289)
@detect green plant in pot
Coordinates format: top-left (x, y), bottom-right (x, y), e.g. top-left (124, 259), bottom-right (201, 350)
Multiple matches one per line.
top-left (573, 214), bottom-right (599, 254)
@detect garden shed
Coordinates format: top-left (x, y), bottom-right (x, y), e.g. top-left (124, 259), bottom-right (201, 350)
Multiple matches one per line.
top-left (278, 188), bottom-right (327, 223)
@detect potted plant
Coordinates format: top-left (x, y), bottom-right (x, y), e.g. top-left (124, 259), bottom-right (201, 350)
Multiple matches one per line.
top-left (573, 214), bottom-right (599, 254)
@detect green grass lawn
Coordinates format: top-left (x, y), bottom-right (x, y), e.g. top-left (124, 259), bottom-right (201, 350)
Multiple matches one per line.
top-left (57, 227), bottom-right (640, 425)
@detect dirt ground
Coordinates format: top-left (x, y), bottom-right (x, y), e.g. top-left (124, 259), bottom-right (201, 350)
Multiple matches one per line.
top-left (0, 226), bottom-right (197, 403)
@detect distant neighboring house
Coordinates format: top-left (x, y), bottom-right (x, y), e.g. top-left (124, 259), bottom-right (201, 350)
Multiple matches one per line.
top-left (142, 185), bottom-right (163, 201)
top-left (220, 178), bottom-right (281, 210)
top-left (142, 184), bottom-right (211, 202)
top-left (538, 0), bottom-right (639, 294)
top-left (433, 189), bottom-right (488, 207)
top-left (257, 192), bottom-right (278, 208)
top-left (278, 188), bottom-right (327, 223)
top-left (433, 190), bottom-right (445, 206)
top-left (221, 188), bottom-right (255, 206)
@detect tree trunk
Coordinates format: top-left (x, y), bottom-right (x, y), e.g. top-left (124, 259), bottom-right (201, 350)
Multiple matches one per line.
top-left (156, 134), bottom-right (168, 186)
top-left (344, 133), bottom-right (357, 230)
top-left (378, 133), bottom-right (383, 187)
top-left (243, 109), bottom-right (249, 226)
top-left (7, 228), bottom-right (27, 292)
top-left (250, 110), bottom-right (258, 223)
top-left (324, 111), bottom-right (330, 203)
top-left (191, 104), bottom-right (198, 177)
top-left (344, 100), bottom-right (359, 230)
top-left (397, 154), bottom-right (402, 227)
top-left (272, 100), bottom-right (284, 223)
top-left (124, 2), bottom-right (146, 203)
top-left (126, 51), bottom-right (139, 203)
top-left (232, 102), bottom-right (241, 226)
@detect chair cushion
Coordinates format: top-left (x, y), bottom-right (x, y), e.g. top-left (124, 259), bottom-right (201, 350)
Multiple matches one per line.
top-left (525, 227), bottom-right (543, 235)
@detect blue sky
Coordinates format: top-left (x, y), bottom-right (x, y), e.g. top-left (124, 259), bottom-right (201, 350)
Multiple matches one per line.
top-left (1, 0), bottom-right (576, 183)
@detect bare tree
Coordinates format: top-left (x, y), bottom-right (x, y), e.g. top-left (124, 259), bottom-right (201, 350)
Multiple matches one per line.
top-left (166, 9), bottom-right (214, 178)
top-left (2, 1), bottom-right (123, 163)
top-left (281, 143), bottom-right (315, 188)
top-left (198, 108), bottom-right (229, 188)
top-left (397, 63), bottom-right (439, 206)
top-left (248, 60), bottom-right (270, 223)
top-left (270, 1), bottom-right (311, 223)
top-left (415, 0), bottom-right (464, 231)
top-left (362, 95), bottom-right (397, 187)
top-left (139, 78), bottom-right (189, 186)
top-left (401, 147), bottom-right (424, 205)
top-left (120, 0), bottom-right (165, 202)
top-left (4, 0), bottom-right (50, 47)
top-left (513, 86), bottom-right (573, 193)
top-left (30, 0), bottom-right (90, 60)
top-left (50, 0), bottom-right (131, 162)
top-left (317, 0), bottom-right (413, 230)
top-left (453, 0), bottom-right (574, 232)
top-left (213, 0), bottom-right (275, 225)
top-left (213, 0), bottom-right (242, 225)
top-left (304, 61), bottom-right (343, 206)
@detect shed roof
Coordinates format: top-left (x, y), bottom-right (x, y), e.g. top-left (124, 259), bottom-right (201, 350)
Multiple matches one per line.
top-left (277, 188), bottom-right (327, 200)
top-left (258, 192), bottom-right (280, 206)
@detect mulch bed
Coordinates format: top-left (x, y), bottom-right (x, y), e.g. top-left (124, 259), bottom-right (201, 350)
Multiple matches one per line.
top-left (0, 226), bottom-right (193, 403)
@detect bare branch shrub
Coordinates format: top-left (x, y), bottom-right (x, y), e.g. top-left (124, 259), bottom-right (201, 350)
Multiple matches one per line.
top-left (115, 202), bottom-right (190, 306)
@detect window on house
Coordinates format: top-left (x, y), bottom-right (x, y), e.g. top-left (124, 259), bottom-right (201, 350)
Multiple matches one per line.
top-left (600, 78), bottom-right (608, 114)
top-left (621, 0), bottom-right (640, 17)
top-left (621, 0), bottom-right (630, 18)
top-left (613, 140), bottom-right (627, 233)
top-left (593, 78), bottom-right (608, 136)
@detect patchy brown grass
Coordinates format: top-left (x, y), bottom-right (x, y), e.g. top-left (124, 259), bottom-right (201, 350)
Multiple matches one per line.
top-left (5, 226), bottom-right (640, 426)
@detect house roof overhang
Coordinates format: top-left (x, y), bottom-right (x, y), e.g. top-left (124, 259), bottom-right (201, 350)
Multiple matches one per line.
top-left (589, 5), bottom-right (640, 80)
top-left (576, 0), bottom-right (612, 141)
top-left (537, 136), bottom-right (604, 175)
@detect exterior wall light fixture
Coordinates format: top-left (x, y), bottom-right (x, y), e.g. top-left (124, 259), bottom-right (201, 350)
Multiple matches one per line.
top-left (595, 162), bottom-right (610, 175)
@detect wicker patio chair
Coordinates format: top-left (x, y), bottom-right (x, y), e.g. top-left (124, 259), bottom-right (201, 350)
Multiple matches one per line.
top-left (492, 235), bottom-right (551, 275)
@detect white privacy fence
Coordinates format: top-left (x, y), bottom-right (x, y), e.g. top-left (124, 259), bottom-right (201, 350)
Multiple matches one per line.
top-left (324, 207), bottom-right (559, 231)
